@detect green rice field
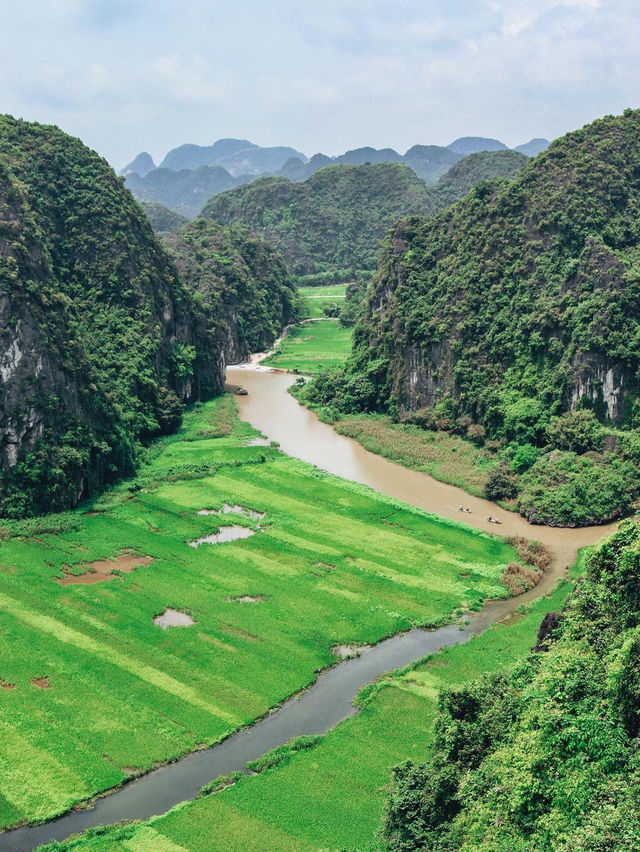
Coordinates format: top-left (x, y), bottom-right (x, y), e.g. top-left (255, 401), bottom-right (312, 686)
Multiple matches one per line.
top-left (262, 319), bottom-right (352, 373)
top-left (0, 395), bottom-right (516, 832)
top-left (44, 555), bottom-right (583, 851)
top-left (299, 285), bottom-right (347, 319)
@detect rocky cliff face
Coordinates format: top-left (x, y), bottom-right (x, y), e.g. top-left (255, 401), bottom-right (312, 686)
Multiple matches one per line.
top-left (346, 111), bottom-right (640, 432)
top-left (0, 116), bottom-right (222, 517)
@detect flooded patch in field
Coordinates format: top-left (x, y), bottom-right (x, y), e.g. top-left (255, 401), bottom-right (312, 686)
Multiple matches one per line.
top-left (226, 595), bottom-right (264, 604)
top-left (197, 503), bottom-right (265, 520)
top-left (153, 609), bottom-right (196, 629)
top-left (188, 526), bottom-right (256, 547)
top-left (57, 553), bottom-right (153, 586)
top-left (31, 677), bottom-right (51, 689)
top-left (1, 679), bottom-right (16, 690)
top-left (332, 643), bottom-right (369, 659)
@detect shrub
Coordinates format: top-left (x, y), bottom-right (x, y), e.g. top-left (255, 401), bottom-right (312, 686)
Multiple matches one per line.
top-left (485, 463), bottom-right (519, 500)
top-left (547, 409), bottom-right (604, 454)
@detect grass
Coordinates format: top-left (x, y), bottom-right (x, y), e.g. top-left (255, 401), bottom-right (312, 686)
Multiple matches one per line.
top-left (299, 285), bottom-right (347, 319)
top-left (261, 319), bottom-right (352, 373)
top-left (45, 557), bottom-right (588, 852)
top-left (0, 396), bottom-right (516, 832)
top-left (334, 414), bottom-right (496, 496)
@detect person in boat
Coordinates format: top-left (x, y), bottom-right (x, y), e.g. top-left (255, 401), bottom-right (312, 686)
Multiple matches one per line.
top-left (464, 506), bottom-right (471, 513)
top-left (487, 515), bottom-right (492, 522)
top-left (459, 505), bottom-right (464, 511)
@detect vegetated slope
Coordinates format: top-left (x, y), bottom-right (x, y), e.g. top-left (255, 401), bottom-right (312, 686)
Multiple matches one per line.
top-left (202, 163), bottom-right (435, 277)
top-left (125, 165), bottom-right (248, 218)
top-left (429, 149), bottom-right (528, 208)
top-left (0, 115), bottom-right (221, 518)
top-left (140, 201), bottom-right (188, 236)
top-left (304, 111), bottom-right (640, 526)
top-left (163, 219), bottom-right (297, 363)
top-left (384, 520), bottom-right (640, 850)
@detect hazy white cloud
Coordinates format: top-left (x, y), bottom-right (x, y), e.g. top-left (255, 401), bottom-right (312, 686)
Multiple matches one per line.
top-left (0, 0), bottom-right (637, 167)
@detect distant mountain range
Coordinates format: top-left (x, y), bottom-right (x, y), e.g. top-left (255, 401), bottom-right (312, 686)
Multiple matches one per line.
top-left (121, 135), bottom-right (550, 218)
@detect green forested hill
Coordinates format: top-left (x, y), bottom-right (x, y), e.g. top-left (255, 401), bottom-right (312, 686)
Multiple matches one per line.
top-left (163, 219), bottom-right (297, 364)
top-left (0, 117), bottom-right (291, 518)
top-left (385, 521), bottom-right (640, 849)
top-left (202, 152), bottom-right (528, 281)
top-left (202, 162), bottom-right (435, 277)
top-left (0, 115), bottom-right (215, 516)
top-left (303, 111), bottom-right (640, 525)
top-left (429, 148), bottom-right (528, 209)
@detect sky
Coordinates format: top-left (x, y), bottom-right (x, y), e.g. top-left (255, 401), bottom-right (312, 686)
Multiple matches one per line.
top-left (0, 0), bottom-right (637, 169)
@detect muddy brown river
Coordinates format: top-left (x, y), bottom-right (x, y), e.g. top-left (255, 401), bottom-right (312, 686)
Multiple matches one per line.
top-left (1, 364), bottom-right (614, 851)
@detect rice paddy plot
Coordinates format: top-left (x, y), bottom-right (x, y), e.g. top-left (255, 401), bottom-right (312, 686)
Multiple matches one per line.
top-left (299, 285), bottom-right (347, 319)
top-left (261, 320), bottom-right (352, 373)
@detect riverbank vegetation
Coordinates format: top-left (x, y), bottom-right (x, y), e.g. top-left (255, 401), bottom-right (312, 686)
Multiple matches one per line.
top-left (298, 111), bottom-right (640, 527)
top-left (384, 523), bottom-right (640, 850)
top-left (0, 396), bottom-right (518, 831)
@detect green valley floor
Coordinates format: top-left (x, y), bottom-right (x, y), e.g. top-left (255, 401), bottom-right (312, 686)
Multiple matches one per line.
top-left (261, 319), bottom-right (352, 373)
top-left (43, 554), bottom-right (581, 851)
top-left (0, 395), bottom-right (517, 834)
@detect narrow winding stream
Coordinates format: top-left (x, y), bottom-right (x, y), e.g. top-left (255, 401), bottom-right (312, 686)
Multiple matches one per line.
top-left (2, 365), bottom-right (613, 851)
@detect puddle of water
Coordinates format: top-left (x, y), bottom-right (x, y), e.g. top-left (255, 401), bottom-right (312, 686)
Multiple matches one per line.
top-left (197, 504), bottom-right (265, 520)
top-left (188, 526), bottom-right (256, 547)
top-left (226, 595), bottom-right (264, 604)
top-left (57, 554), bottom-right (153, 586)
top-left (153, 609), bottom-right (195, 629)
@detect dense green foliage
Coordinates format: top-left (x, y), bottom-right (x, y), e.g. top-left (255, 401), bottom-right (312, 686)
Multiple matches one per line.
top-left (139, 200), bottom-right (188, 235)
top-left (0, 115), bottom-right (215, 518)
top-left (203, 163), bottom-right (435, 277)
top-left (384, 521), bottom-right (640, 850)
top-left (164, 219), bottom-right (298, 364)
top-left (0, 395), bottom-right (518, 831)
top-left (429, 149), bottom-right (527, 209)
top-left (305, 111), bottom-right (640, 524)
top-left (203, 152), bottom-right (529, 281)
